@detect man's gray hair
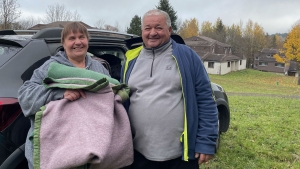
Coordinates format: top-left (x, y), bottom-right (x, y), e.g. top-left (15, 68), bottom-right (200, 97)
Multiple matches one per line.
top-left (142, 9), bottom-right (172, 28)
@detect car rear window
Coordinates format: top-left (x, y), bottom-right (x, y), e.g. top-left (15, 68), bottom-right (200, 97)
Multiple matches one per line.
top-left (0, 44), bottom-right (22, 67)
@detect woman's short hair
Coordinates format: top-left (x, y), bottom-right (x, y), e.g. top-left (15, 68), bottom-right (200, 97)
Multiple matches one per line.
top-left (61, 22), bottom-right (90, 43)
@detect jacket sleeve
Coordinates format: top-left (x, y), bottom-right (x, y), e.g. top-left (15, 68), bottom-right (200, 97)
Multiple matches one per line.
top-left (18, 61), bottom-right (65, 117)
top-left (90, 59), bottom-right (111, 77)
top-left (192, 51), bottom-right (219, 155)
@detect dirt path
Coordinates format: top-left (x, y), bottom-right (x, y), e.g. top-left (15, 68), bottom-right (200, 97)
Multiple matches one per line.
top-left (226, 92), bottom-right (300, 99)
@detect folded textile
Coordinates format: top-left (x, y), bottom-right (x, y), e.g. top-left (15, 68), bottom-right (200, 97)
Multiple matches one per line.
top-left (43, 62), bottom-right (129, 102)
top-left (33, 62), bottom-right (133, 169)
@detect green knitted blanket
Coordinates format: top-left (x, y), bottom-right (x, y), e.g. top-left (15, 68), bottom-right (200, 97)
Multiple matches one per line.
top-left (43, 62), bottom-right (129, 102)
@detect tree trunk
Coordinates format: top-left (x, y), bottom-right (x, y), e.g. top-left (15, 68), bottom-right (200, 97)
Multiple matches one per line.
top-left (297, 69), bottom-right (300, 85)
top-left (297, 63), bottom-right (300, 85)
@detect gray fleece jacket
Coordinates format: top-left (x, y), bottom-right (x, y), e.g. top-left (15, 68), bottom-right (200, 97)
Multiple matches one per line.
top-left (18, 51), bottom-right (110, 169)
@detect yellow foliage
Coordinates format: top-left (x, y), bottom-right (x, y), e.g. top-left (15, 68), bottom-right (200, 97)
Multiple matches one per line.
top-left (273, 54), bottom-right (285, 63)
top-left (178, 18), bottom-right (199, 39)
top-left (280, 23), bottom-right (300, 62)
top-left (243, 19), bottom-right (266, 57)
top-left (274, 34), bottom-right (284, 49)
top-left (200, 21), bottom-right (213, 34)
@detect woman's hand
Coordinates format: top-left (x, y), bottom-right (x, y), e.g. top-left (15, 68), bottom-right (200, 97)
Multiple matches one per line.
top-left (63, 89), bottom-right (86, 101)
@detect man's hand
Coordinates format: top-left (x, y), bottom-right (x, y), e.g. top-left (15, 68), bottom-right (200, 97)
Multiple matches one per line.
top-left (63, 89), bottom-right (86, 101)
top-left (195, 153), bottom-right (214, 165)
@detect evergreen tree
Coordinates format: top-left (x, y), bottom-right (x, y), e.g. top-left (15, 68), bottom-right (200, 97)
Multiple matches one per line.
top-left (214, 18), bottom-right (226, 43)
top-left (126, 15), bottom-right (142, 36)
top-left (156, 0), bottom-right (178, 31)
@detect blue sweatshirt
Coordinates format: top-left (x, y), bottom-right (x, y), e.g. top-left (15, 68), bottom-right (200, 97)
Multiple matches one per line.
top-left (121, 39), bottom-right (219, 161)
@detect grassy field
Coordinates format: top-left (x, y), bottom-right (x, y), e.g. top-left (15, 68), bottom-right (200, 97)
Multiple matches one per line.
top-left (202, 69), bottom-right (300, 169)
top-left (209, 69), bottom-right (300, 96)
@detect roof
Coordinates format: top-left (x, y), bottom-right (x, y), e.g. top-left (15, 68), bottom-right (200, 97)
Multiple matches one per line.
top-left (28, 21), bottom-right (95, 30)
top-left (184, 36), bottom-right (216, 46)
top-left (204, 53), bottom-right (241, 62)
top-left (234, 53), bottom-right (247, 59)
top-left (184, 35), bottom-right (242, 62)
top-left (184, 36), bottom-right (231, 47)
top-left (255, 48), bottom-right (283, 62)
top-left (261, 48), bottom-right (278, 54)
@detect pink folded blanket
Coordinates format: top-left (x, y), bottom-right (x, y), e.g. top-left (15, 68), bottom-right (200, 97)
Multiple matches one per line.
top-left (33, 85), bottom-right (133, 169)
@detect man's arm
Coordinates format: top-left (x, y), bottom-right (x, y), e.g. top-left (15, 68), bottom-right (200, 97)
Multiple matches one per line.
top-left (192, 50), bottom-right (219, 163)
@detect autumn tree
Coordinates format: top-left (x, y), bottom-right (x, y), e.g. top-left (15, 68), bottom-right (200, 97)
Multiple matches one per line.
top-left (274, 34), bottom-right (284, 49)
top-left (15, 16), bottom-right (41, 29)
top-left (72, 10), bottom-right (81, 21)
top-left (156, 0), bottom-right (178, 31)
top-left (103, 25), bottom-right (118, 32)
top-left (94, 19), bottom-right (105, 29)
top-left (199, 18), bottom-right (271, 68)
top-left (44, 3), bottom-right (81, 23)
top-left (0, 0), bottom-right (21, 29)
top-left (243, 19), bottom-right (266, 68)
top-left (114, 21), bottom-right (121, 32)
top-left (264, 33), bottom-right (276, 49)
top-left (175, 18), bottom-right (182, 33)
top-left (274, 21), bottom-right (300, 84)
top-left (226, 23), bottom-right (244, 53)
top-left (200, 18), bottom-right (226, 43)
top-left (200, 21), bottom-right (214, 37)
top-left (253, 23), bottom-right (266, 50)
top-left (127, 15), bottom-right (141, 36)
top-left (177, 18), bottom-right (199, 39)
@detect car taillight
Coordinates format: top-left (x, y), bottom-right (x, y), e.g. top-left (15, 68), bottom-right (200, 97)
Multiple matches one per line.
top-left (0, 98), bottom-right (22, 132)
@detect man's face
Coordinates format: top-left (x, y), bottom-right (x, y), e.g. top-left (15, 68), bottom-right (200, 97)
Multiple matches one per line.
top-left (142, 15), bottom-right (172, 48)
top-left (62, 31), bottom-right (88, 61)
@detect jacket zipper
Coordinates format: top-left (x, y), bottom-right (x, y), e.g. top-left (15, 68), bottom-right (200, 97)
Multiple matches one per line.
top-left (150, 49), bottom-right (155, 77)
top-left (173, 55), bottom-right (189, 161)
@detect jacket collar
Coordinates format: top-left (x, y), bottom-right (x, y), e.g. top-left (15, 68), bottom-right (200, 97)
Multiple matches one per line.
top-left (142, 39), bottom-right (172, 56)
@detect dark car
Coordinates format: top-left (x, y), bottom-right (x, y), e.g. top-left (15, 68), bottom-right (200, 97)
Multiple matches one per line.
top-left (0, 28), bottom-right (230, 169)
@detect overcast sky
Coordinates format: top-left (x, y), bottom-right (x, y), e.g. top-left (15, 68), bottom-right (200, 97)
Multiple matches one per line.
top-left (19, 0), bottom-right (300, 34)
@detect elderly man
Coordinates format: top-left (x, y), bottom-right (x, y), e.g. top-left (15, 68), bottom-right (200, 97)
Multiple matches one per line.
top-left (121, 9), bottom-right (218, 169)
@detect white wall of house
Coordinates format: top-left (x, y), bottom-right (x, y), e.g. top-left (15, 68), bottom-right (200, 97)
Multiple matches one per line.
top-left (237, 59), bottom-right (247, 70)
top-left (204, 61), bottom-right (222, 74)
top-left (204, 59), bottom-right (247, 75)
top-left (221, 62), bottom-right (231, 75)
top-left (231, 59), bottom-right (247, 71)
top-left (231, 61), bottom-right (237, 71)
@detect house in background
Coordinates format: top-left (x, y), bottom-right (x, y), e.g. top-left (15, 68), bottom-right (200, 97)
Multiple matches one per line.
top-left (184, 36), bottom-right (247, 75)
top-left (253, 48), bottom-right (299, 77)
top-left (28, 21), bottom-right (95, 30)
top-left (253, 48), bottom-right (286, 73)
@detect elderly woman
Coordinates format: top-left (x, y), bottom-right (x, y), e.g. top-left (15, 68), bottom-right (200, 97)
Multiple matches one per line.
top-left (18, 22), bottom-right (110, 169)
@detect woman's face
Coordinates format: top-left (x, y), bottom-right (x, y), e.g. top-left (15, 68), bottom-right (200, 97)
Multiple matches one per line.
top-left (63, 31), bottom-right (88, 60)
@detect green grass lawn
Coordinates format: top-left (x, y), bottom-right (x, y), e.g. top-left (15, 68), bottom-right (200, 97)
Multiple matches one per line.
top-left (202, 69), bottom-right (300, 169)
top-left (209, 69), bottom-right (300, 96)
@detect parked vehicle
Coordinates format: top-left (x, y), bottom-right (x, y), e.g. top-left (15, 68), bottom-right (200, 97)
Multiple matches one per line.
top-left (0, 28), bottom-right (230, 169)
